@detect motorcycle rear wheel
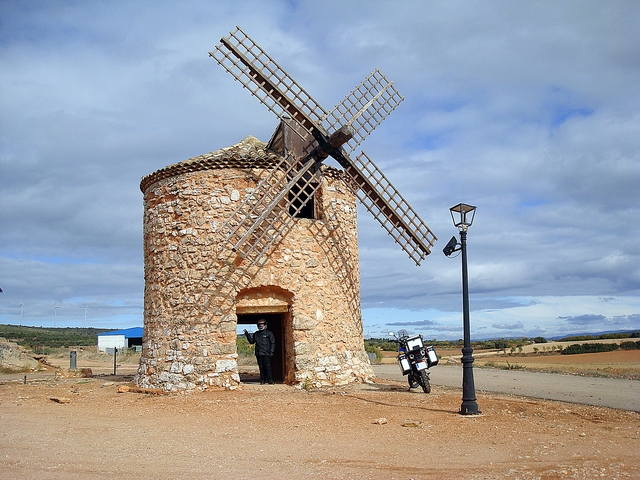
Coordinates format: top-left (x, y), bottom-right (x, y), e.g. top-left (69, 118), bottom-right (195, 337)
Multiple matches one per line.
top-left (419, 370), bottom-right (431, 394)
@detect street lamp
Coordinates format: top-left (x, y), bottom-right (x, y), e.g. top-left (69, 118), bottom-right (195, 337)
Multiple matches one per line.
top-left (444, 203), bottom-right (480, 415)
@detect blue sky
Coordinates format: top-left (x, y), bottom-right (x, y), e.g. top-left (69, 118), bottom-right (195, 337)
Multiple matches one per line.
top-left (1, 0), bottom-right (639, 339)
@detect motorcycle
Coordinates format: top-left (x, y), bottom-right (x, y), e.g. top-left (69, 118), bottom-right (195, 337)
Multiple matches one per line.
top-left (389, 330), bottom-right (438, 393)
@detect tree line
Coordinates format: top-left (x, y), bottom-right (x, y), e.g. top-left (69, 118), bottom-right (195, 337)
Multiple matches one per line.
top-left (366, 332), bottom-right (639, 356)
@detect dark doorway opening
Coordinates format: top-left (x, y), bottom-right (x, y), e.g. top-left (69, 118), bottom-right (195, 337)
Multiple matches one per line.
top-left (126, 337), bottom-right (142, 348)
top-left (237, 312), bottom-right (285, 384)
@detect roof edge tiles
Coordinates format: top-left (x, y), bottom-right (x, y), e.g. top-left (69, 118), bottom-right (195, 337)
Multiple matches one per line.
top-left (140, 136), bottom-right (280, 193)
top-left (140, 135), bottom-right (348, 194)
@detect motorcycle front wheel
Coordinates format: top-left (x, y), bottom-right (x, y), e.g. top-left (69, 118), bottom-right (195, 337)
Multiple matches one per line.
top-left (419, 370), bottom-right (431, 394)
top-left (408, 373), bottom-right (419, 389)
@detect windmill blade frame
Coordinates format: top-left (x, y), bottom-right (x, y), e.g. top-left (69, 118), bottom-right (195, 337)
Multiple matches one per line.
top-left (344, 151), bottom-right (437, 265)
top-left (210, 26), bottom-right (437, 265)
top-left (209, 26), bottom-right (328, 143)
top-left (322, 69), bottom-right (405, 156)
top-left (217, 151), bottom-right (325, 265)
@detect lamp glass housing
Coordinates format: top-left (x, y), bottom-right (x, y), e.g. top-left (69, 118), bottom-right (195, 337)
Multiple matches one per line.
top-left (450, 203), bottom-right (476, 230)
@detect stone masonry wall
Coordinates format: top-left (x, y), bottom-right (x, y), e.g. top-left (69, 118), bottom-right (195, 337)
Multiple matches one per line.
top-left (135, 137), bottom-right (373, 391)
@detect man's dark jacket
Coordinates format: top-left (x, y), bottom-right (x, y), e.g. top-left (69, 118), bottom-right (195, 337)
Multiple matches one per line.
top-left (245, 328), bottom-right (275, 356)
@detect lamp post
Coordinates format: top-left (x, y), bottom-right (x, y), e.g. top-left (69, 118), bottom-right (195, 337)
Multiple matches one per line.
top-left (444, 203), bottom-right (480, 415)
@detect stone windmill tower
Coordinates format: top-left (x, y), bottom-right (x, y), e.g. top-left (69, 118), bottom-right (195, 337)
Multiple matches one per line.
top-left (135, 27), bottom-right (437, 392)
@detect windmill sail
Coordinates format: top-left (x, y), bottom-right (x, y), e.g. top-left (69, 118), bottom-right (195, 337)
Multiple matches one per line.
top-left (322, 69), bottom-right (405, 155)
top-left (344, 152), bottom-right (436, 265)
top-left (210, 26), bottom-right (327, 143)
top-left (211, 26), bottom-right (437, 265)
top-left (218, 151), bottom-right (323, 265)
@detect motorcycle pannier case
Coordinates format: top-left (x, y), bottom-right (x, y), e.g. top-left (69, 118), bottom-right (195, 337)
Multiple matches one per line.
top-left (397, 354), bottom-right (412, 374)
top-left (426, 346), bottom-right (439, 367)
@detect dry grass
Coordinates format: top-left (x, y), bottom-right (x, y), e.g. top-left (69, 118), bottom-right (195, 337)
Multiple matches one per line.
top-left (474, 349), bottom-right (640, 380)
top-left (0, 365), bottom-right (32, 374)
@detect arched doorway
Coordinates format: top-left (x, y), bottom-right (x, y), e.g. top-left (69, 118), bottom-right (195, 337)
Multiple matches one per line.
top-left (237, 312), bottom-right (286, 383)
top-left (236, 286), bottom-right (293, 384)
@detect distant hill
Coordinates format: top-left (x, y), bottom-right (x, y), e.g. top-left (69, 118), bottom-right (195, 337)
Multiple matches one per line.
top-left (464, 330), bottom-right (638, 342)
top-left (548, 330), bottom-right (639, 341)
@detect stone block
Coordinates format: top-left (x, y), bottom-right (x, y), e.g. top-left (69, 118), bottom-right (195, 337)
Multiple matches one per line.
top-left (215, 360), bottom-right (237, 373)
top-left (294, 342), bottom-right (316, 355)
top-left (293, 314), bottom-right (317, 331)
top-left (294, 355), bottom-right (316, 371)
top-left (208, 343), bottom-right (236, 355)
top-left (219, 321), bottom-right (237, 333)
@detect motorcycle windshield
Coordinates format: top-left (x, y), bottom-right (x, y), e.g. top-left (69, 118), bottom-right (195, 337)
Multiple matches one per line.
top-left (406, 336), bottom-right (424, 351)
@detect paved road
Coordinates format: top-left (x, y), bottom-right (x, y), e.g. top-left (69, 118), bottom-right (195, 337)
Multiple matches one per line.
top-left (373, 364), bottom-right (640, 412)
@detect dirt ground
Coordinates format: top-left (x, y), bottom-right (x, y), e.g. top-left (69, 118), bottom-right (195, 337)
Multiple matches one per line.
top-left (1, 361), bottom-right (639, 480)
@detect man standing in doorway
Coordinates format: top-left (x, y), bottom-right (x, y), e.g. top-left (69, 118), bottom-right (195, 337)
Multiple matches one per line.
top-left (244, 319), bottom-right (275, 384)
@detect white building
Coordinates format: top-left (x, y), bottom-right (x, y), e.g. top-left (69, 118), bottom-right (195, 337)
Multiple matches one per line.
top-left (97, 327), bottom-right (143, 353)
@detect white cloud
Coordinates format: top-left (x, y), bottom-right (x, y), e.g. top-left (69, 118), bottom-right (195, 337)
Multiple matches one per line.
top-left (1, 1), bottom-right (639, 339)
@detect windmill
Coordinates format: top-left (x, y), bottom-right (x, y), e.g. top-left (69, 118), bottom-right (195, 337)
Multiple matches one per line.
top-left (135, 27), bottom-right (440, 391)
top-left (209, 26), bottom-right (437, 268)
